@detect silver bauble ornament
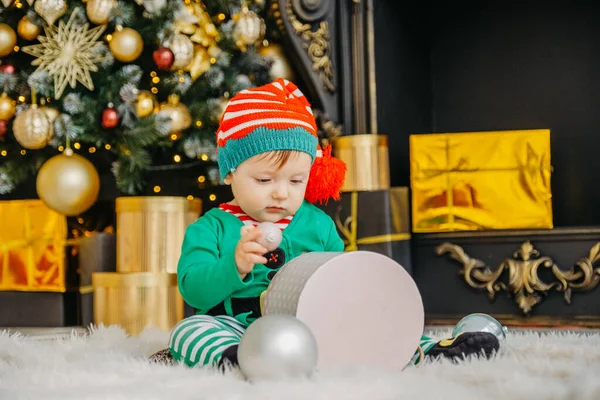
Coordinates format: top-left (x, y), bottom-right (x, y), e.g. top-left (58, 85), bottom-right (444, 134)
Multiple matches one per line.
top-left (238, 314), bottom-right (318, 381)
top-left (165, 34), bottom-right (194, 70)
top-left (256, 221), bottom-right (282, 252)
top-left (452, 313), bottom-right (508, 341)
top-left (233, 7), bottom-right (265, 50)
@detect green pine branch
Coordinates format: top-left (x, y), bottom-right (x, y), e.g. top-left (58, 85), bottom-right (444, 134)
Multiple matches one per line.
top-left (0, 0), bottom-right (272, 197)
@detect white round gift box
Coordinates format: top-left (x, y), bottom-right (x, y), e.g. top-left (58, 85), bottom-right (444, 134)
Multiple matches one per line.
top-left (261, 251), bottom-right (424, 370)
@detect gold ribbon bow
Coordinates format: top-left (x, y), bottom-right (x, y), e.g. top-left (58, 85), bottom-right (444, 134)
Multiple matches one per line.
top-left (0, 237), bottom-right (82, 292)
top-left (0, 206), bottom-right (83, 292)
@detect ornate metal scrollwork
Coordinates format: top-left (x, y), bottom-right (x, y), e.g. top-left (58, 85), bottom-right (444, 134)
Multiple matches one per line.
top-left (270, 0), bottom-right (335, 92)
top-left (436, 241), bottom-right (600, 314)
top-left (320, 118), bottom-right (342, 139)
top-left (314, 109), bottom-right (342, 144)
top-left (292, 0), bottom-right (329, 21)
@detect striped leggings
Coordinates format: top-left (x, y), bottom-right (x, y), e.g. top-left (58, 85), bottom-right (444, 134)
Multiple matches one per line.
top-left (168, 314), bottom-right (438, 367)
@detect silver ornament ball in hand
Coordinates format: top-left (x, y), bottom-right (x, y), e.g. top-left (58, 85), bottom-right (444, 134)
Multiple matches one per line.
top-left (238, 314), bottom-right (318, 381)
top-left (256, 222), bottom-right (282, 252)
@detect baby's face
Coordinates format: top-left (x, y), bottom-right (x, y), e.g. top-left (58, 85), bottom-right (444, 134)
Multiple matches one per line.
top-left (224, 151), bottom-right (312, 222)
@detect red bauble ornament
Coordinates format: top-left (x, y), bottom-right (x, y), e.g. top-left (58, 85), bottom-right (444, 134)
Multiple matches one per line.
top-left (0, 64), bottom-right (15, 74)
top-left (153, 47), bottom-right (174, 70)
top-left (101, 107), bottom-right (119, 129)
top-left (0, 120), bottom-right (6, 138)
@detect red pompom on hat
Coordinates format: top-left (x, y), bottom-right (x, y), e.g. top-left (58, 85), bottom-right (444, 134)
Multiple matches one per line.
top-left (216, 78), bottom-right (346, 204)
top-left (305, 143), bottom-right (346, 204)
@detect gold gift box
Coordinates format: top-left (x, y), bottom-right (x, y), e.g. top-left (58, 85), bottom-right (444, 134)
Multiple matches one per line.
top-left (410, 129), bottom-right (553, 232)
top-left (92, 272), bottom-right (184, 336)
top-left (116, 196), bottom-right (202, 274)
top-left (332, 134), bottom-right (390, 192)
top-left (0, 199), bottom-right (71, 292)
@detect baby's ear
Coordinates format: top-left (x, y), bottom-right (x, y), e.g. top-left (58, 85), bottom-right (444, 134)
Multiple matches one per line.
top-left (223, 173), bottom-right (233, 185)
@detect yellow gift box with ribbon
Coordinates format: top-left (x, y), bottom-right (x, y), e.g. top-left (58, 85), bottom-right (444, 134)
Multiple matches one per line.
top-left (0, 199), bottom-right (76, 292)
top-left (410, 129), bottom-right (553, 232)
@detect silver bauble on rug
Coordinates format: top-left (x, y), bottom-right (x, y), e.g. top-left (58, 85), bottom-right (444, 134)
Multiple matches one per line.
top-left (238, 314), bottom-right (318, 381)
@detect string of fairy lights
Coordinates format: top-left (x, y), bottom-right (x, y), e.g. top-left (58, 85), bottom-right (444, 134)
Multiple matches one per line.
top-left (1, 133), bottom-right (220, 204)
top-left (0, 0), bottom-right (275, 204)
top-left (0, 35), bottom-right (223, 200)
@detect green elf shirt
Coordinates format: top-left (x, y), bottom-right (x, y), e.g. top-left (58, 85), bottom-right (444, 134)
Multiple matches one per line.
top-left (177, 199), bottom-right (344, 326)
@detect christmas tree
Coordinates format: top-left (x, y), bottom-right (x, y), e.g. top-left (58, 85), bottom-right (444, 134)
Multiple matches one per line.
top-left (0, 0), bottom-right (291, 214)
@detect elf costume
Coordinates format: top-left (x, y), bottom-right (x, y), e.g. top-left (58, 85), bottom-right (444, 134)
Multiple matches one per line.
top-left (151, 79), bottom-right (499, 368)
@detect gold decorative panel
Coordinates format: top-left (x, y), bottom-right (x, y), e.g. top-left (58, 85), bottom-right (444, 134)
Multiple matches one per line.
top-left (436, 241), bottom-right (600, 314)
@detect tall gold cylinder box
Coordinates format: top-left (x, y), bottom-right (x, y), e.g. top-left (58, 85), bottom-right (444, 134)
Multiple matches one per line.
top-left (116, 196), bottom-right (201, 273)
top-left (92, 272), bottom-right (184, 335)
top-left (332, 134), bottom-right (390, 192)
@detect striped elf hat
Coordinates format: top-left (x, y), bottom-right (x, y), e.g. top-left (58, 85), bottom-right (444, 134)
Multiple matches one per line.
top-left (216, 78), bottom-right (346, 204)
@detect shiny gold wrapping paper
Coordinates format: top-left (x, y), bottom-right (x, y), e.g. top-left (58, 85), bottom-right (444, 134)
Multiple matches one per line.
top-left (92, 272), bottom-right (184, 336)
top-left (410, 129), bottom-right (553, 232)
top-left (0, 200), bottom-right (70, 292)
top-left (116, 196), bottom-right (201, 274)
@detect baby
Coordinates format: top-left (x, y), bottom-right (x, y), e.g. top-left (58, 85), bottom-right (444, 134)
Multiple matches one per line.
top-left (150, 78), bottom-right (499, 368)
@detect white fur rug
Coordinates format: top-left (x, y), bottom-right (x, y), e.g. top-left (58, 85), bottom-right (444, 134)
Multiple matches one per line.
top-left (1, 326), bottom-right (599, 400)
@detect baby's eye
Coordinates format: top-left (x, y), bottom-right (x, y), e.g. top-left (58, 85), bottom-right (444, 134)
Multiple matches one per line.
top-left (255, 178), bottom-right (271, 183)
top-left (290, 179), bottom-right (305, 184)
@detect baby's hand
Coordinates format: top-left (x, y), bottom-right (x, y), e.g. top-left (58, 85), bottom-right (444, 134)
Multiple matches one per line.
top-left (235, 225), bottom-right (268, 280)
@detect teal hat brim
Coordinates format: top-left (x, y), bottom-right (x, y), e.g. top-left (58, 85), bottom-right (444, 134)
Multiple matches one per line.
top-left (217, 127), bottom-right (318, 180)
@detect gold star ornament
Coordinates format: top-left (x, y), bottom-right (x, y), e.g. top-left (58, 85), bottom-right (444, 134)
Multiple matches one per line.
top-left (22, 8), bottom-right (107, 99)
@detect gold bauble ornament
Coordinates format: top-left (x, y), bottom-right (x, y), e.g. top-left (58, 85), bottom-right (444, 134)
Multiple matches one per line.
top-left (109, 27), bottom-right (143, 63)
top-left (258, 43), bottom-right (295, 81)
top-left (34, 0), bottom-right (68, 26)
top-left (86, 0), bottom-right (116, 25)
top-left (17, 16), bottom-right (41, 41)
top-left (39, 105), bottom-right (60, 124)
top-left (165, 34), bottom-right (194, 70)
top-left (0, 92), bottom-right (16, 120)
top-left (233, 7), bottom-right (265, 51)
top-left (159, 94), bottom-right (192, 135)
top-left (13, 105), bottom-right (53, 149)
top-left (36, 149), bottom-right (100, 216)
top-left (135, 90), bottom-right (157, 118)
top-left (0, 23), bottom-right (17, 57)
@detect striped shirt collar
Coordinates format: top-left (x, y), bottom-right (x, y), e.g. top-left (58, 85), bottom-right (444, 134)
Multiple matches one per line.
top-left (218, 203), bottom-right (293, 230)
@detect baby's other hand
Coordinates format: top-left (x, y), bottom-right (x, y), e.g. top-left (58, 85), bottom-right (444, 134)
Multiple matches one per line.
top-left (235, 225), bottom-right (268, 279)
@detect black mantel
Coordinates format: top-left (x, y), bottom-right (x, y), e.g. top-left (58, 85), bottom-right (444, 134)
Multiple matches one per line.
top-left (374, 0), bottom-right (600, 228)
top-left (371, 2), bottom-right (600, 324)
